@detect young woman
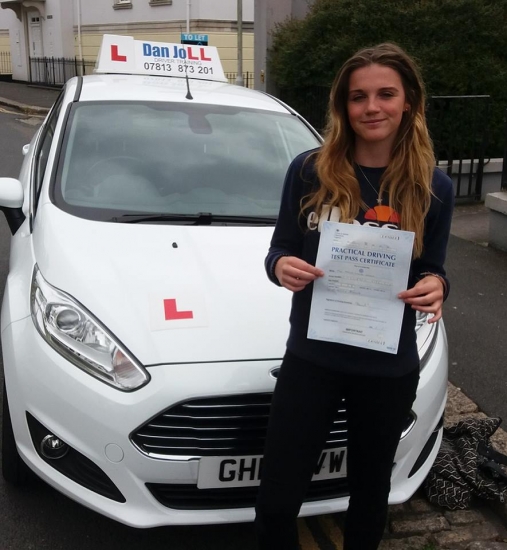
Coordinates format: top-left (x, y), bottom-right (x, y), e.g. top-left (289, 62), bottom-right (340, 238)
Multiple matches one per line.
top-left (255, 43), bottom-right (454, 550)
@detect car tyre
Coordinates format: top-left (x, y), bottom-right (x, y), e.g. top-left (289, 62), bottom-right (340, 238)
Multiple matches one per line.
top-left (2, 381), bottom-right (30, 485)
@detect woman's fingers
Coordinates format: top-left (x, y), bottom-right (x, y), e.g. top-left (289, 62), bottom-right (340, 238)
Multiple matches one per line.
top-left (399, 277), bottom-right (443, 303)
top-left (398, 276), bottom-right (444, 322)
top-left (275, 256), bottom-right (324, 292)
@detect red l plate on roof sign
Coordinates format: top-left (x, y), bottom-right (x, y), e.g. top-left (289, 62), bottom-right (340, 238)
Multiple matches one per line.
top-left (111, 45), bottom-right (127, 62)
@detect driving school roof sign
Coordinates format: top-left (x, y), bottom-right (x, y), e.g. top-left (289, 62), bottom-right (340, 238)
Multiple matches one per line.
top-left (95, 34), bottom-right (227, 82)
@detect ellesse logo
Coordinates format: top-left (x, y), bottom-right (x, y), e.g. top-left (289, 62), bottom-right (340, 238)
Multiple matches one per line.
top-left (364, 205), bottom-right (400, 224)
top-left (307, 204), bottom-right (401, 231)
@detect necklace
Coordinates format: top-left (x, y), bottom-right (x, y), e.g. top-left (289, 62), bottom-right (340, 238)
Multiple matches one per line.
top-left (356, 164), bottom-right (383, 206)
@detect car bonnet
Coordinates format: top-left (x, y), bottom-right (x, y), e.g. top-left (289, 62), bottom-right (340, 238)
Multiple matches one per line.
top-left (33, 204), bottom-right (290, 366)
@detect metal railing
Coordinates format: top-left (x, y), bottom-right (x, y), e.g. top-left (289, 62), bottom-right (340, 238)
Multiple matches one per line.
top-left (427, 95), bottom-right (490, 201)
top-left (225, 72), bottom-right (254, 89)
top-left (29, 57), bottom-right (95, 86)
top-left (502, 110), bottom-right (507, 190)
top-left (0, 51), bottom-right (12, 75)
top-left (28, 57), bottom-right (255, 91)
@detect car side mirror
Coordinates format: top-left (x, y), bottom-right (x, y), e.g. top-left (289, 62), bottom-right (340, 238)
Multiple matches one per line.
top-left (0, 177), bottom-right (24, 208)
top-left (0, 178), bottom-right (26, 234)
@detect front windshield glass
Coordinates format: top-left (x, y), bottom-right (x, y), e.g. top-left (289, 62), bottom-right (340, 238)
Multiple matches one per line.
top-left (55, 101), bottom-right (320, 222)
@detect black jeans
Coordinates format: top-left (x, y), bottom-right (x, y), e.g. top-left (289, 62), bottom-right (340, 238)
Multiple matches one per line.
top-left (254, 351), bottom-right (419, 550)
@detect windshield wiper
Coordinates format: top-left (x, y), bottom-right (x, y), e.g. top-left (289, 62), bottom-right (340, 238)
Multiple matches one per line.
top-left (111, 212), bottom-right (277, 225)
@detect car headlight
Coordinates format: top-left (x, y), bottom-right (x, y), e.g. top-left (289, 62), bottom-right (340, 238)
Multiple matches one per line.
top-left (415, 311), bottom-right (439, 371)
top-left (30, 266), bottom-right (149, 391)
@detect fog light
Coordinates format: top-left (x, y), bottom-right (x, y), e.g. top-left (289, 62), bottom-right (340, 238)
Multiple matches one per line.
top-left (27, 413), bottom-right (125, 502)
top-left (40, 434), bottom-right (69, 460)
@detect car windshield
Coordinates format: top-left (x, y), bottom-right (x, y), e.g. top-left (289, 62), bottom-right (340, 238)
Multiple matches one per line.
top-left (55, 101), bottom-right (320, 223)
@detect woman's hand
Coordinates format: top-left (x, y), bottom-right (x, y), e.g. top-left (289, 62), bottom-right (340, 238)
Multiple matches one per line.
top-left (397, 275), bottom-right (445, 323)
top-left (275, 256), bottom-right (324, 292)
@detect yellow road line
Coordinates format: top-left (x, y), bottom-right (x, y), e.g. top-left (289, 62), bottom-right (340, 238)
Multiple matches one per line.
top-left (298, 518), bottom-right (320, 550)
top-left (317, 515), bottom-right (344, 549)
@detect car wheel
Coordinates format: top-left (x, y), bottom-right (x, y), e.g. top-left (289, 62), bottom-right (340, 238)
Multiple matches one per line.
top-left (2, 381), bottom-right (29, 485)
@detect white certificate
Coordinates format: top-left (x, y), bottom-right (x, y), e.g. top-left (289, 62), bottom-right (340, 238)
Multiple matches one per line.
top-left (308, 222), bottom-right (415, 354)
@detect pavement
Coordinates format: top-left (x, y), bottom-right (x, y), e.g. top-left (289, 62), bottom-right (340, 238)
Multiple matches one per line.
top-left (0, 80), bottom-right (506, 549)
top-left (0, 80), bottom-right (59, 115)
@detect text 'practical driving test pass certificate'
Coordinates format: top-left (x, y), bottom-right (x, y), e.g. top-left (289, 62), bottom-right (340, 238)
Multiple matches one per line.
top-left (308, 222), bottom-right (415, 354)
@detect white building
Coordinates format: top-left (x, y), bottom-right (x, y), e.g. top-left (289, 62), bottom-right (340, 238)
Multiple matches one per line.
top-left (0, 0), bottom-right (254, 82)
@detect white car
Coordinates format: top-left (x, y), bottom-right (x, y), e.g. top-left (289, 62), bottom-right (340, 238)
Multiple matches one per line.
top-left (0, 35), bottom-right (447, 527)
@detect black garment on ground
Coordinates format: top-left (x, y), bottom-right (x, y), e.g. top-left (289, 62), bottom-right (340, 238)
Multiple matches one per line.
top-left (425, 417), bottom-right (507, 509)
top-left (265, 149), bottom-right (454, 377)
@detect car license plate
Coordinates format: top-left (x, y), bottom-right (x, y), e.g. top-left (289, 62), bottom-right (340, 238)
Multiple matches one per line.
top-left (197, 447), bottom-right (347, 489)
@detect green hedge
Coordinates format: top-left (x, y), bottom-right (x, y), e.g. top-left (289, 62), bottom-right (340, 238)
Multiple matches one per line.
top-left (270, 0), bottom-right (507, 158)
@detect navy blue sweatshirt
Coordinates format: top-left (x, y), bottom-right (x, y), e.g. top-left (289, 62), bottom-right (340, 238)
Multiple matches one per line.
top-left (265, 149), bottom-right (454, 377)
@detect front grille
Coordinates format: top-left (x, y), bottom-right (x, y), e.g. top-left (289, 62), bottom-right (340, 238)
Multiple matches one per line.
top-left (131, 392), bottom-right (348, 458)
top-left (147, 478), bottom-right (350, 510)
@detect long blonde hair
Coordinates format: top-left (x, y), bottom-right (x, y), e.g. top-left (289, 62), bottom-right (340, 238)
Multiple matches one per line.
top-left (308, 43), bottom-right (435, 258)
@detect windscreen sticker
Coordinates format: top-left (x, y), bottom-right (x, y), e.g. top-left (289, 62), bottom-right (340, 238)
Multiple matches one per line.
top-left (149, 291), bottom-right (208, 331)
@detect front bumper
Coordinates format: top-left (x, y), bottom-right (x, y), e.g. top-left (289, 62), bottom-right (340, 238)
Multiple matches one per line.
top-left (2, 316), bottom-right (447, 527)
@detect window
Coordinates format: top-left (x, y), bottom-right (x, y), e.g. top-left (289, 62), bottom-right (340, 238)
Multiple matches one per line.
top-left (54, 101), bottom-right (320, 221)
top-left (31, 92), bottom-right (64, 227)
top-left (113, 0), bottom-right (132, 9)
